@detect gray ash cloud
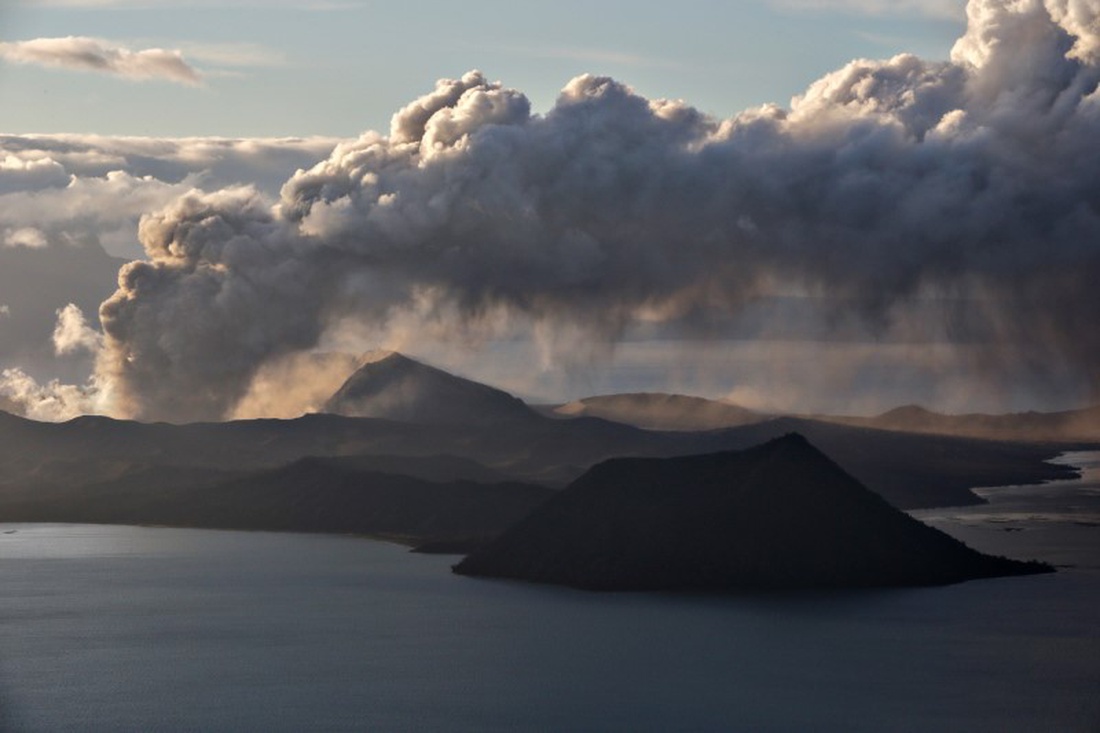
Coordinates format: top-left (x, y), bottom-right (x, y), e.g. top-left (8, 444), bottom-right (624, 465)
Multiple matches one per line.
top-left (95, 1), bottom-right (1100, 421)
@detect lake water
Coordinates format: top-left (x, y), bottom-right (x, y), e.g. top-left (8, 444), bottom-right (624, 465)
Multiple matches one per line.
top-left (2, 456), bottom-right (1099, 732)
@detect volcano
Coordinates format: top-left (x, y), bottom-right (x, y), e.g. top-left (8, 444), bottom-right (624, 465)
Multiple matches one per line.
top-left (454, 434), bottom-right (1052, 591)
top-left (322, 351), bottom-right (539, 426)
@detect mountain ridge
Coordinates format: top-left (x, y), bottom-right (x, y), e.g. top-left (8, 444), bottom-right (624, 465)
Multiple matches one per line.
top-left (0, 401), bottom-right (1080, 510)
top-left (817, 403), bottom-right (1100, 442)
top-left (0, 449), bottom-right (553, 546)
top-left (548, 392), bottom-right (762, 431)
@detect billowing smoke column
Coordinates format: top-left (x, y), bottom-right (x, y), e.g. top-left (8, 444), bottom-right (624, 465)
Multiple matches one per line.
top-left (99, 0), bottom-right (1100, 421)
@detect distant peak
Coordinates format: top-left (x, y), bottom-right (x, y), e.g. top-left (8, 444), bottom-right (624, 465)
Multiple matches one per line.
top-left (878, 404), bottom-right (937, 419)
top-left (324, 350), bottom-right (537, 426)
top-left (750, 432), bottom-right (839, 467)
top-left (358, 349), bottom-right (405, 365)
top-left (758, 432), bottom-right (816, 454)
top-left (771, 431), bottom-right (810, 446)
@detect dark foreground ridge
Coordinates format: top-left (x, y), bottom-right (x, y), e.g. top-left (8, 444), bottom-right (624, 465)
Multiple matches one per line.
top-left (454, 434), bottom-right (1053, 591)
top-left (0, 454), bottom-right (554, 548)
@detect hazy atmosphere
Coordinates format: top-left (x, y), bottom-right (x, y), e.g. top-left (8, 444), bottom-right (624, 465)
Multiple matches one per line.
top-left (1, 0), bottom-right (1098, 421)
top-left (3, 4), bottom-right (1100, 731)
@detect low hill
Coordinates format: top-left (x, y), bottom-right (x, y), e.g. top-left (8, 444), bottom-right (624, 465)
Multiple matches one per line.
top-left (2, 455), bottom-right (554, 547)
top-left (454, 434), bottom-right (1052, 591)
top-left (820, 404), bottom-right (1100, 442)
top-left (323, 351), bottom-right (539, 425)
top-left (550, 393), bottom-right (762, 431)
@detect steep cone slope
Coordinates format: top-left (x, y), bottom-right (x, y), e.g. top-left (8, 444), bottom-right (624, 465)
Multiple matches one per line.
top-left (323, 351), bottom-right (539, 425)
top-left (552, 393), bottom-right (762, 431)
top-left (455, 434), bottom-right (1052, 591)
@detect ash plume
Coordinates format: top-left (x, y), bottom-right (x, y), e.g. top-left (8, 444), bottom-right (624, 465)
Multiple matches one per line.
top-left (97, 1), bottom-right (1100, 421)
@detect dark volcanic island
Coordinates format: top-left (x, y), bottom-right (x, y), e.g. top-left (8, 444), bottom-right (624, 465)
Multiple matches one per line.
top-left (454, 434), bottom-right (1052, 591)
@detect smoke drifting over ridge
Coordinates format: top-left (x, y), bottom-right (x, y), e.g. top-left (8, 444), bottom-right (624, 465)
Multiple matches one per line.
top-left (97, 0), bottom-right (1100, 421)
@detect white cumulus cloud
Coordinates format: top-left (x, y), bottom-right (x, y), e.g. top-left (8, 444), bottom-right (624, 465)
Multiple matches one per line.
top-left (53, 304), bottom-right (104, 356)
top-left (0, 368), bottom-right (100, 422)
top-left (3, 227), bottom-right (49, 249)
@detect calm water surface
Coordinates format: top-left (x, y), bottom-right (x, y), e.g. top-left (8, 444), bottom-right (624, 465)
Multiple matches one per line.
top-left (2, 455), bottom-right (1099, 732)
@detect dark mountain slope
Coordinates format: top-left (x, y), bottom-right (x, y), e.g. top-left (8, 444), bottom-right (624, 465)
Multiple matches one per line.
top-left (455, 434), bottom-right (1052, 591)
top-left (2, 456), bottom-right (554, 545)
top-left (663, 416), bottom-right (1079, 509)
top-left (0, 408), bottom-right (1076, 510)
top-left (323, 351), bottom-right (539, 425)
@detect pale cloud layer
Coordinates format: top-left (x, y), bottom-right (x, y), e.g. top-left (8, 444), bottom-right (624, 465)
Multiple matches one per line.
top-left (0, 133), bottom-right (341, 258)
top-left (774, 0), bottom-right (966, 18)
top-left (172, 41), bottom-right (286, 69)
top-left (22, 0), bottom-right (361, 7)
top-left (0, 36), bottom-right (202, 85)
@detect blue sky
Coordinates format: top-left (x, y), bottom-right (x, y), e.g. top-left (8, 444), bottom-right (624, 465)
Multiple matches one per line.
top-left (0, 1), bottom-right (965, 137)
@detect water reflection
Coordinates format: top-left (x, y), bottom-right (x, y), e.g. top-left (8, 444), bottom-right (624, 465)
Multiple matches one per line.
top-left (911, 451), bottom-right (1100, 569)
